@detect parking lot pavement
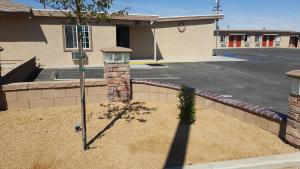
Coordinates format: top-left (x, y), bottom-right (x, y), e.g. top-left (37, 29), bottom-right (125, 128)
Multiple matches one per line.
top-left (34, 48), bottom-right (300, 113)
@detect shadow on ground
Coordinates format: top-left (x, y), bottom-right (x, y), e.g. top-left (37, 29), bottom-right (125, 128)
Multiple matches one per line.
top-left (87, 102), bottom-right (157, 148)
top-left (164, 122), bottom-right (191, 168)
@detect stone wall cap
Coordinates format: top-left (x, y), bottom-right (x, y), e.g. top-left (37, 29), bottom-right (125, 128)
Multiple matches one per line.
top-left (101, 47), bottom-right (133, 53)
top-left (2, 79), bottom-right (107, 91)
top-left (286, 70), bottom-right (300, 79)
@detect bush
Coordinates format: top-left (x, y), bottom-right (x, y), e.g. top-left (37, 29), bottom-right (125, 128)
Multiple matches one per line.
top-left (177, 85), bottom-right (196, 124)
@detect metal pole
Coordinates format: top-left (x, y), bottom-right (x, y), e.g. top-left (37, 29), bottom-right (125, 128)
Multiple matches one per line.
top-left (213, 0), bottom-right (221, 56)
top-left (75, 0), bottom-right (87, 151)
top-left (78, 25), bottom-right (87, 151)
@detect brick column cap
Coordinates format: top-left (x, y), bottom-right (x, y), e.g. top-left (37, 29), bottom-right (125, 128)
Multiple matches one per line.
top-left (101, 47), bottom-right (132, 53)
top-left (286, 70), bottom-right (300, 79)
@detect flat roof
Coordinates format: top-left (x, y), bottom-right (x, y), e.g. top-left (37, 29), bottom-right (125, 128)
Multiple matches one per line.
top-left (32, 9), bottom-right (223, 22)
top-left (218, 29), bottom-right (295, 34)
top-left (158, 14), bottom-right (224, 22)
top-left (0, 0), bottom-right (30, 13)
top-left (2, 1), bottom-right (224, 22)
top-left (32, 9), bottom-right (159, 21)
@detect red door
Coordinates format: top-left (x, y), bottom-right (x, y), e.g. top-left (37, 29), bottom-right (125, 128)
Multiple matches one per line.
top-left (262, 36), bottom-right (267, 47)
top-left (236, 36), bottom-right (242, 47)
top-left (268, 36), bottom-right (274, 47)
top-left (229, 36), bottom-right (234, 47)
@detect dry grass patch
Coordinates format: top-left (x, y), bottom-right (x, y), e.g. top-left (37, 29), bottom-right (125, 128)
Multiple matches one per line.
top-left (0, 101), bottom-right (297, 169)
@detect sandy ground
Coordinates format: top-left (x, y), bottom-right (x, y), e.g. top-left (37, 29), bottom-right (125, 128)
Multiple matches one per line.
top-left (0, 101), bottom-right (297, 169)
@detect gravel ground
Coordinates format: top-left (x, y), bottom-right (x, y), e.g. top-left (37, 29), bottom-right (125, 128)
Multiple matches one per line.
top-left (0, 102), bottom-right (297, 169)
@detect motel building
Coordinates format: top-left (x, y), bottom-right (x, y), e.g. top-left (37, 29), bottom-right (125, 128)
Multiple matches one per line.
top-left (0, 1), bottom-right (223, 66)
top-left (215, 30), bottom-right (300, 49)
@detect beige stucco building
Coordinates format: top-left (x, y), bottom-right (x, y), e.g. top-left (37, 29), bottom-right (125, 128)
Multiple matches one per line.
top-left (215, 30), bottom-right (300, 49)
top-left (0, 1), bottom-right (223, 66)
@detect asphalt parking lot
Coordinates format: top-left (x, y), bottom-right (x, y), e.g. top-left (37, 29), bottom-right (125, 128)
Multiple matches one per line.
top-left (34, 48), bottom-right (300, 113)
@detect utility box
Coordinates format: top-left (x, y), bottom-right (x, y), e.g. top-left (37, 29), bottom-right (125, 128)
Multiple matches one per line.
top-left (101, 47), bottom-right (132, 102)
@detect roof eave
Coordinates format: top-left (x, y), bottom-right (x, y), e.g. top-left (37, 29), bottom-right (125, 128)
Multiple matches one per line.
top-left (158, 14), bottom-right (224, 22)
top-left (32, 9), bottom-right (159, 21)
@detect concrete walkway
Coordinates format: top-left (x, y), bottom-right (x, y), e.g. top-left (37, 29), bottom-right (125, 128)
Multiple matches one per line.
top-left (40, 56), bottom-right (245, 69)
top-left (130, 56), bottom-right (246, 65)
top-left (167, 152), bottom-right (300, 169)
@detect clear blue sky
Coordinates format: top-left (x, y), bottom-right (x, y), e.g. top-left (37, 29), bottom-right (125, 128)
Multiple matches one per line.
top-left (14, 0), bottom-right (300, 31)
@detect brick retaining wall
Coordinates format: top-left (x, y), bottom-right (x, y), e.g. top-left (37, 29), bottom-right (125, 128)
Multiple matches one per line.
top-left (132, 79), bottom-right (285, 137)
top-left (0, 80), bottom-right (107, 109)
top-left (0, 79), bottom-right (290, 146)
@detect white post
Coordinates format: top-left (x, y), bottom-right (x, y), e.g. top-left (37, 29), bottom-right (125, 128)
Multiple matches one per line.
top-left (152, 21), bottom-right (157, 61)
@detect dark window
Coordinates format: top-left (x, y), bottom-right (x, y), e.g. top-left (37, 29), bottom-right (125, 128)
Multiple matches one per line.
top-left (220, 35), bottom-right (227, 43)
top-left (116, 25), bottom-right (130, 48)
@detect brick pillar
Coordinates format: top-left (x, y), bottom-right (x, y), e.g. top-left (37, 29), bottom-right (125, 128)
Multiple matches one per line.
top-left (286, 70), bottom-right (300, 148)
top-left (104, 63), bottom-right (131, 102)
top-left (101, 47), bottom-right (132, 103)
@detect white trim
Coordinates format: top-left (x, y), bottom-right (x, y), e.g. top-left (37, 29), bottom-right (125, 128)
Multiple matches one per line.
top-left (159, 14), bottom-right (224, 19)
top-left (275, 35), bottom-right (281, 42)
top-left (263, 33), bottom-right (278, 36)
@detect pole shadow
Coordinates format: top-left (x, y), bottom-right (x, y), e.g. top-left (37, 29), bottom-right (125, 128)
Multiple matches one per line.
top-left (163, 122), bottom-right (191, 169)
top-left (86, 107), bottom-right (127, 148)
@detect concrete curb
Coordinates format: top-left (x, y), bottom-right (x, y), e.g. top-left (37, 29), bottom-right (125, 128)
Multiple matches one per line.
top-left (167, 152), bottom-right (300, 169)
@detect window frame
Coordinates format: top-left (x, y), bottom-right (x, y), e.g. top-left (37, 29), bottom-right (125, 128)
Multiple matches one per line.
top-left (255, 35), bottom-right (261, 42)
top-left (220, 35), bottom-right (227, 43)
top-left (275, 35), bottom-right (281, 42)
top-left (62, 25), bottom-right (93, 52)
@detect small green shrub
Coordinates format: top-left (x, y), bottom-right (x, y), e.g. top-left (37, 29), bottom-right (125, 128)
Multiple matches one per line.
top-left (177, 85), bottom-right (196, 124)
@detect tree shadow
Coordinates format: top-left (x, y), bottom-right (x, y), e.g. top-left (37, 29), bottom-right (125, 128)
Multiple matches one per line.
top-left (86, 101), bottom-right (156, 148)
top-left (163, 122), bottom-right (191, 169)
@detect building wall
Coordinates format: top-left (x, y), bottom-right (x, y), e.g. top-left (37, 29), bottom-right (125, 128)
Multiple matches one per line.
top-left (216, 34), bottom-right (292, 49)
top-left (280, 35), bottom-right (290, 48)
top-left (0, 15), bottom-right (216, 65)
top-left (156, 20), bottom-right (214, 60)
top-left (0, 15), bottom-right (116, 66)
top-left (129, 25), bottom-right (154, 60)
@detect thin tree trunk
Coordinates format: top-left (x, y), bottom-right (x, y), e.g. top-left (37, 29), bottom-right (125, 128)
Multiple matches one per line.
top-left (75, 0), bottom-right (87, 151)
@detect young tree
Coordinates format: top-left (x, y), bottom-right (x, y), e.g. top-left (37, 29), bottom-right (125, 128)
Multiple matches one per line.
top-left (39, 0), bottom-right (46, 9)
top-left (44, 0), bottom-right (128, 151)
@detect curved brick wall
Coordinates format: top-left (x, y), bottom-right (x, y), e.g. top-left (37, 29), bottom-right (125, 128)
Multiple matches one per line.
top-left (132, 79), bottom-right (286, 123)
top-left (0, 79), bottom-right (293, 147)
